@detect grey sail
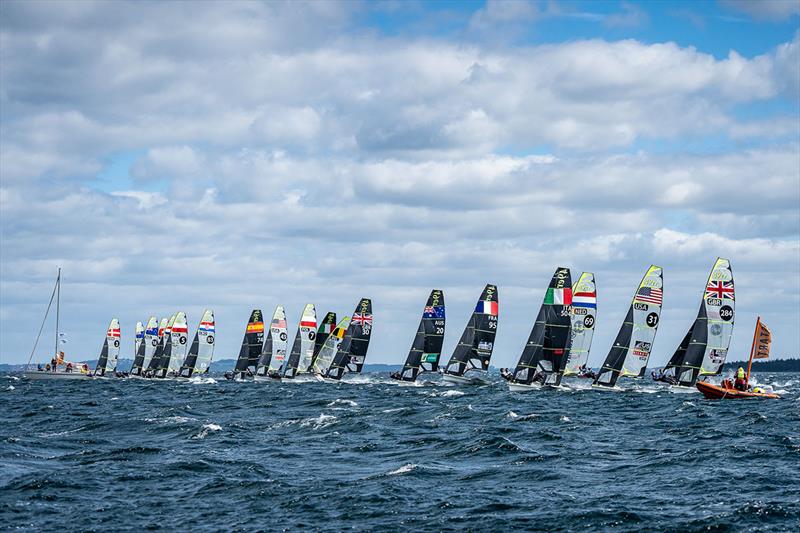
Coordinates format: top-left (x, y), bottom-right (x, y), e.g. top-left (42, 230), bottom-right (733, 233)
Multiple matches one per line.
top-left (444, 284), bottom-right (498, 378)
top-left (255, 306), bottom-right (288, 378)
top-left (179, 310), bottom-right (215, 377)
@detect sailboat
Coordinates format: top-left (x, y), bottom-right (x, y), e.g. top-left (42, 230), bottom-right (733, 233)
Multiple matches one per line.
top-left (442, 284), bottom-right (498, 385)
top-left (283, 304), bottom-right (318, 380)
top-left (656, 258), bottom-right (734, 388)
top-left (133, 321), bottom-right (144, 366)
top-left (92, 318), bottom-right (121, 378)
top-left (391, 289), bottom-right (446, 382)
top-left (563, 273), bottom-right (597, 378)
top-left (143, 317), bottom-right (169, 377)
top-left (312, 316), bottom-right (351, 378)
top-left (178, 310), bottom-right (215, 378)
top-left (696, 318), bottom-right (779, 399)
top-left (254, 306), bottom-right (288, 381)
top-left (323, 298), bottom-right (373, 381)
top-left (313, 312), bottom-right (337, 363)
top-left (23, 268), bottom-right (90, 380)
top-left (501, 268), bottom-right (572, 391)
top-left (152, 313), bottom-right (177, 379)
top-left (130, 316), bottom-right (158, 378)
top-left (593, 265), bottom-right (664, 389)
top-left (227, 309), bottom-right (265, 381)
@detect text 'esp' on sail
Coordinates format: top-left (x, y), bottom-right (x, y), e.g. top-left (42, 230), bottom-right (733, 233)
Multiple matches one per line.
top-left (594, 265), bottom-right (663, 388)
top-left (255, 306), bottom-right (288, 378)
top-left (233, 309), bottom-right (265, 379)
top-left (444, 284), bottom-right (498, 378)
top-left (563, 273), bottom-right (597, 376)
top-left (179, 309), bottom-right (215, 377)
top-left (94, 318), bottom-right (121, 376)
top-left (506, 268), bottom-right (572, 387)
top-left (664, 258), bottom-right (734, 387)
top-left (325, 298), bottom-right (373, 380)
top-left (394, 289), bottom-right (445, 382)
top-left (284, 304), bottom-right (318, 379)
top-left (312, 316), bottom-right (350, 376)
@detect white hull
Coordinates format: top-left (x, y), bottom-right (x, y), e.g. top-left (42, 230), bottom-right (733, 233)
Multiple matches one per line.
top-left (507, 381), bottom-right (541, 392)
top-left (669, 385), bottom-right (699, 393)
top-left (253, 374), bottom-right (281, 383)
top-left (23, 371), bottom-right (91, 381)
top-left (591, 383), bottom-right (624, 392)
top-left (442, 373), bottom-right (489, 386)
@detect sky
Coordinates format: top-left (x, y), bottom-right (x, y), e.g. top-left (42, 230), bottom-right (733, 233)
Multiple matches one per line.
top-left (1, 0), bottom-right (798, 368)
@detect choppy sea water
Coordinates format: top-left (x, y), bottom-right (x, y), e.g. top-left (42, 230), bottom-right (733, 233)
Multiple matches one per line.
top-left (1, 372), bottom-right (799, 532)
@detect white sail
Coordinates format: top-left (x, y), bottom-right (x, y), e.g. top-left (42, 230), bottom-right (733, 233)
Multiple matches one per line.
top-left (134, 321), bottom-right (144, 355)
top-left (267, 306), bottom-right (289, 374)
top-left (313, 316), bottom-right (351, 376)
top-left (620, 265), bottom-right (663, 378)
top-left (141, 316), bottom-right (159, 370)
top-left (564, 272), bottom-right (597, 375)
top-left (699, 258), bottom-right (735, 375)
top-left (194, 309), bottom-right (215, 374)
top-left (169, 312), bottom-right (189, 375)
top-left (295, 303), bottom-right (318, 374)
top-left (105, 318), bottom-right (121, 373)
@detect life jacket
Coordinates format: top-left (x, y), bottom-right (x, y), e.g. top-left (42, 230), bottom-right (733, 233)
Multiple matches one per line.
top-left (736, 368), bottom-right (745, 379)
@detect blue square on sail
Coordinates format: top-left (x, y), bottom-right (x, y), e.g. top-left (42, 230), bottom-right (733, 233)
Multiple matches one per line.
top-left (423, 305), bottom-right (445, 319)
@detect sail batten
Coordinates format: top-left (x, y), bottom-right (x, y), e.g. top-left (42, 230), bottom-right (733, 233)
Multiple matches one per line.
top-left (444, 284), bottom-right (498, 378)
top-left (394, 290), bottom-right (445, 381)
top-left (595, 265), bottom-right (663, 388)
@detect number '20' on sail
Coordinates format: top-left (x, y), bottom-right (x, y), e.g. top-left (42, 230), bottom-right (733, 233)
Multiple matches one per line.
top-left (391, 289), bottom-right (445, 382)
top-left (442, 284), bottom-right (498, 385)
top-left (501, 268), bottom-right (572, 390)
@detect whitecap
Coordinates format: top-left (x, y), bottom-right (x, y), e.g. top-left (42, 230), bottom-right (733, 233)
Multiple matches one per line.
top-left (300, 414), bottom-right (338, 429)
top-left (190, 377), bottom-right (217, 385)
top-left (144, 415), bottom-right (196, 424)
top-left (327, 399), bottom-right (358, 408)
top-left (507, 411), bottom-right (538, 421)
top-left (192, 423), bottom-right (222, 439)
top-left (387, 463), bottom-right (417, 475)
top-left (110, 397), bottom-right (119, 401)
top-left (507, 411), bottom-right (519, 418)
top-left (381, 407), bottom-right (408, 414)
top-left (6, 385), bottom-right (15, 391)
top-left (440, 390), bottom-right (465, 398)
top-left (560, 416), bottom-right (571, 422)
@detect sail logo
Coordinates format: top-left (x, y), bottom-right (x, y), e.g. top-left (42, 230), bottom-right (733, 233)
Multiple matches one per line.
top-left (478, 341), bottom-right (493, 351)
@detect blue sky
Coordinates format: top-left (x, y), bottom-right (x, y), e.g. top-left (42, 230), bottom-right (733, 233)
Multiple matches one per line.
top-left (1, 0), bottom-right (798, 368)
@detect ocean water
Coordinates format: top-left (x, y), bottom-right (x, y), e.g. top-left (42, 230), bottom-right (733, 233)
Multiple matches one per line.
top-left (2, 372), bottom-right (799, 532)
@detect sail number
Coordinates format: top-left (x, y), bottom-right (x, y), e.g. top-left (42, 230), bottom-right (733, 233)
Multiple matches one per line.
top-left (719, 305), bottom-right (733, 322)
top-left (435, 327), bottom-right (444, 334)
top-left (646, 312), bottom-right (659, 328)
top-left (583, 315), bottom-right (595, 329)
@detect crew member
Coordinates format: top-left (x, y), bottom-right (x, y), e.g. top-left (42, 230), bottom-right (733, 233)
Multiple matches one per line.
top-left (734, 367), bottom-right (746, 391)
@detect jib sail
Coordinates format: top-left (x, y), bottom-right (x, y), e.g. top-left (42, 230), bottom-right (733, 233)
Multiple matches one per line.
top-left (284, 304), bottom-right (317, 379)
top-left (664, 258), bottom-right (734, 387)
top-left (326, 298), bottom-right (373, 380)
top-left (180, 310), bottom-right (215, 377)
top-left (594, 265), bottom-right (663, 388)
top-left (233, 309), bottom-right (264, 379)
top-left (443, 284), bottom-right (498, 378)
top-left (507, 268), bottom-right (572, 387)
top-left (94, 318), bottom-right (121, 376)
top-left (395, 289), bottom-right (446, 381)
top-left (255, 306), bottom-right (288, 377)
top-left (563, 273), bottom-right (597, 376)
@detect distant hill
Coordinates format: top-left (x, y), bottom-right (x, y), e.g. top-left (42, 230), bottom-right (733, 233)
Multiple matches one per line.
top-left (722, 358), bottom-right (800, 372)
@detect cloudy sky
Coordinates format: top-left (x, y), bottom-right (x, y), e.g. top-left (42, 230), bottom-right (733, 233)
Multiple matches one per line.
top-left (1, 0), bottom-right (798, 368)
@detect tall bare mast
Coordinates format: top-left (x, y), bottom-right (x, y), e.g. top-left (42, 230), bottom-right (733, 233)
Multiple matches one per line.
top-left (54, 268), bottom-right (61, 360)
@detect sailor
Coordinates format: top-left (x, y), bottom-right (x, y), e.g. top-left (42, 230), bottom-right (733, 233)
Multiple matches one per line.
top-left (45, 363), bottom-right (51, 371)
top-left (389, 371), bottom-right (402, 381)
top-left (499, 368), bottom-right (513, 382)
top-left (734, 367), bottom-right (746, 391)
top-left (50, 357), bottom-right (58, 370)
top-left (37, 363), bottom-right (44, 371)
top-left (66, 362), bottom-right (73, 373)
top-left (81, 363), bottom-right (89, 374)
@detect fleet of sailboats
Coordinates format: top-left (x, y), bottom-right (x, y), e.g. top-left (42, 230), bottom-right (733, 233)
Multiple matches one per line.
top-left (21, 259), bottom-right (779, 398)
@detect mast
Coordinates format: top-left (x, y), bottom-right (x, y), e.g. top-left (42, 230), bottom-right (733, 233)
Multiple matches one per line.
top-left (55, 267), bottom-right (61, 361)
top-left (745, 317), bottom-right (760, 388)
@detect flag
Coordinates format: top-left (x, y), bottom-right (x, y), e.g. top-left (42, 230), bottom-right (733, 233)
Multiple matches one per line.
top-left (300, 320), bottom-right (317, 328)
top-left (352, 313), bottom-right (373, 326)
top-left (544, 288), bottom-right (572, 306)
top-left (754, 321), bottom-right (771, 359)
top-left (705, 280), bottom-right (734, 300)
top-left (247, 323), bottom-right (265, 333)
top-left (572, 290), bottom-right (596, 309)
top-left (60, 338), bottom-right (67, 344)
top-left (635, 286), bottom-right (662, 305)
top-left (423, 305), bottom-right (445, 319)
top-left (475, 300), bottom-right (498, 315)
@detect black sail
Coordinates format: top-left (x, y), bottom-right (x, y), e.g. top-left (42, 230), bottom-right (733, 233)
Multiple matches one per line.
top-left (283, 329), bottom-right (303, 378)
top-left (508, 268), bottom-right (573, 386)
top-left (95, 339), bottom-right (109, 377)
top-left (254, 326), bottom-right (274, 376)
top-left (179, 330), bottom-right (201, 377)
top-left (674, 305), bottom-right (708, 387)
top-left (312, 312), bottom-right (337, 363)
top-left (155, 334), bottom-right (173, 378)
top-left (146, 327), bottom-right (165, 375)
top-left (444, 284), bottom-right (498, 378)
top-left (326, 299), bottom-right (372, 380)
top-left (395, 290), bottom-right (446, 381)
top-left (131, 333), bottom-right (147, 375)
top-left (593, 308), bottom-right (634, 388)
top-left (233, 309), bottom-right (265, 379)
top-left (663, 327), bottom-right (692, 378)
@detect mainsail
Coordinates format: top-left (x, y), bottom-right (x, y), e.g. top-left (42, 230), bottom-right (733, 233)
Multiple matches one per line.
top-left (506, 268), bottom-right (572, 387)
top-left (166, 312), bottom-right (189, 376)
top-left (130, 320), bottom-right (146, 375)
top-left (313, 312), bottom-right (337, 362)
top-left (325, 298), bottom-right (373, 380)
top-left (394, 289), bottom-right (446, 381)
top-left (255, 306), bottom-right (288, 377)
top-left (94, 318), bottom-right (121, 376)
top-left (664, 258), bottom-right (735, 387)
top-left (284, 304), bottom-right (317, 379)
top-left (312, 316), bottom-right (350, 377)
top-left (593, 266), bottom-right (663, 388)
top-left (233, 309), bottom-right (265, 379)
top-left (179, 310), bottom-right (215, 377)
top-left (563, 273), bottom-right (597, 376)
top-left (443, 284), bottom-right (498, 378)
top-left (145, 317), bottom-right (169, 376)
top-left (154, 314), bottom-right (177, 378)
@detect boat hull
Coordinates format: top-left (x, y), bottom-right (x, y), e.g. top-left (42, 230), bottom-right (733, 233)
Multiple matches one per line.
top-left (253, 374), bottom-right (281, 383)
top-left (442, 373), bottom-right (489, 386)
top-left (23, 371), bottom-right (91, 380)
top-left (696, 381), bottom-right (779, 399)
